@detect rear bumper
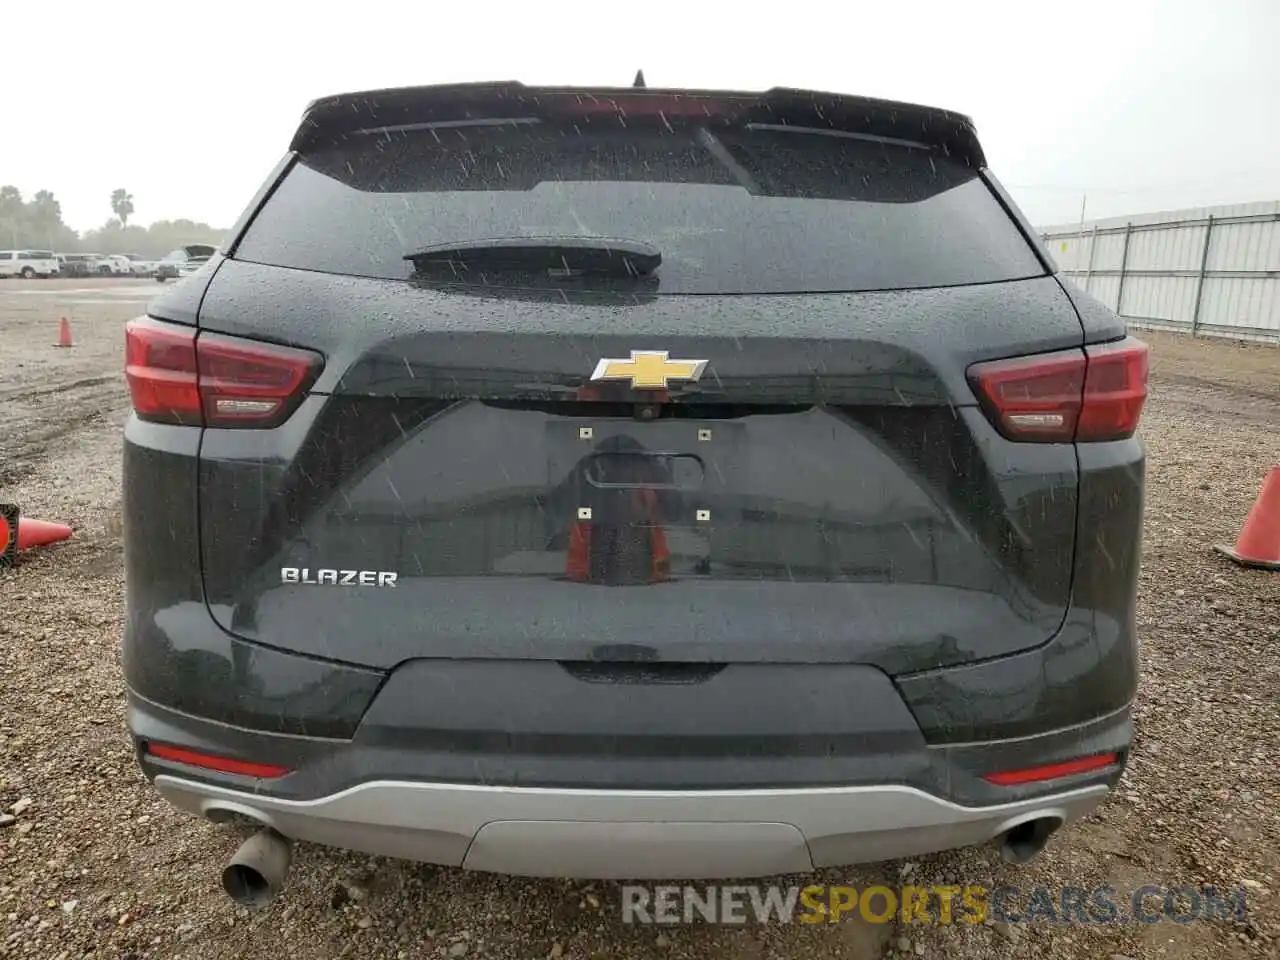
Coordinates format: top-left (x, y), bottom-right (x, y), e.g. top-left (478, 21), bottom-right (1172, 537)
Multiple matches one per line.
top-left (130, 688), bottom-right (1128, 878)
top-left (152, 773), bottom-right (1107, 880)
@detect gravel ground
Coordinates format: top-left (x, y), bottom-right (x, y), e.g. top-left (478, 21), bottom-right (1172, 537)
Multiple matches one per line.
top-left (1, 281), bottom-right (1278, 960)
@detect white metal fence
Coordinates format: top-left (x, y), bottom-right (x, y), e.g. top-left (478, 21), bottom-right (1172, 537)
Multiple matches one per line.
top-left (1038, 200), bottom-right (1280, 343)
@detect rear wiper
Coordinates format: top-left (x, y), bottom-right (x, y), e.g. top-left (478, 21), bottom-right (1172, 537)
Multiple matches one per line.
top-left (403, 237), bottom-right (661, 279)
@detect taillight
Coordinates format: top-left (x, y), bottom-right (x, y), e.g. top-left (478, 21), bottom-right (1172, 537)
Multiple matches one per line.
top-left (1078, 338), bottom-right (1150, 441)
top-left (197, 331), bottom-right (322, 426)
top-left (968, 337), bottom-right (1148, 443)
top-left (124, 319), bottom-right (200, 425)
top-left (125, 318), bottom-right (323, 428)
top-left (968, 350), bottom-right (1085, 442)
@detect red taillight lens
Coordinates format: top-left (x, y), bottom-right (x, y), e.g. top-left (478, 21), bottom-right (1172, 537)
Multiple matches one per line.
top-left (125, 318), bottom-right (323, 428)
top-left (968, 337), bottom-right (1148, 443)
top-left (196, 331), bottom-right (322, 426)
top-left (968, 349), bottom-right (1085, 441)
top-left (145, 742), bottom-right (290, 779)
top-left (1078, 338), bottom-right (1150, 441)
top-left (983, 752), bottom-right (1119, 786)
top-left (125, 318), bottom-right (200, 424)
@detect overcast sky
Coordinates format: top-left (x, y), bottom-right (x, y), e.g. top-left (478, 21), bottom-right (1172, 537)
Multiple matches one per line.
top-left (5, 0), bottom-right (1277, 232)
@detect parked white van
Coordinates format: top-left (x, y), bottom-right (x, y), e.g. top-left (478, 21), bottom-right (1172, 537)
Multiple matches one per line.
top-left (0, 250), bottom-right (60, 279)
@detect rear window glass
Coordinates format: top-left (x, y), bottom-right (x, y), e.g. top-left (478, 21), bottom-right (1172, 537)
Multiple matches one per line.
top-left (235, 122), bottom-right (1045, 295)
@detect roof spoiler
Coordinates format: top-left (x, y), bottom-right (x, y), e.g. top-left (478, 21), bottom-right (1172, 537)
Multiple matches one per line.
top-left (288, 82), bottom-right (986, 168)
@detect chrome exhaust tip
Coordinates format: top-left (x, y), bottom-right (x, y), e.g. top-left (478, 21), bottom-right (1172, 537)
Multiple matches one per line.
top-left (222, 827), bottom-right (292, 908)
top-left (998, 816), bottom-right (1062, 864)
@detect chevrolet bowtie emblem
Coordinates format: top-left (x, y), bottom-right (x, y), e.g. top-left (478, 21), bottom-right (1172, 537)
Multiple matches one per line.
top-left (590, 351), bottom-right (709, 390)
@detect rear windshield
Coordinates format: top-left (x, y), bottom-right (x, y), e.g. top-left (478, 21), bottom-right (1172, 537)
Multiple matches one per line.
top-left (235, 121), bottom-right (1045, 295)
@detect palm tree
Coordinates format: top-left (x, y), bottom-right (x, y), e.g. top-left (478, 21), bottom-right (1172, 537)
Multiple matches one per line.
top-left (110, 189), bottom-right (135, 229)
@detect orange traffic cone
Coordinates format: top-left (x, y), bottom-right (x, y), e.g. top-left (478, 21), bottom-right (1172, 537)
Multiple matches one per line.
top-left (1214, 467), bottom-right (1280, 570)
top-left (18, 517), bottom-right (74, 551)
top-left (55, 316), bottom-right (73, 348)
top-left (0, 504), bottom-right (16, 567)
top-left (0, 504), bottom-right (73, 567)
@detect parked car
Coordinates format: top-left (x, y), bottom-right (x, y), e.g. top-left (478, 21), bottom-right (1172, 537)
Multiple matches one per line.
top-left (123, 254), bottom-right (157, 276)
top-left (123, 81), bottom-right (1148, 901)
top-left (0, 250), bottom-right (59, 278)
top-left (154, 244), bottom-right (218, 281)
top-left (74, 253), bottom-right (108, 274)
top-left (56, 254), bottom-right (95, 278)
top-left (100, 255), bottom-right (135, 275)
top-left (79, 254), bottom-right (131, 275)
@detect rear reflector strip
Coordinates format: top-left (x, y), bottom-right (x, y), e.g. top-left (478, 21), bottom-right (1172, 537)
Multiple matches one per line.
top-left (125, 317), bottom-right (323, 428)
top-left (145, 743), bottom-right (290, 779)
top-left (983, 752), bottom-right (1119, 786)
top-left (967, 337), bottom-right (1148, 442)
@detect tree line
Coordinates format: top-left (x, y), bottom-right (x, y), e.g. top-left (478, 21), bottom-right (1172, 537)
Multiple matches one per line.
top-left (0, 186), bottom-right (226, 258)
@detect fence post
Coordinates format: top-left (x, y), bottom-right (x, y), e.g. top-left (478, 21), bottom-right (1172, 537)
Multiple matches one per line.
top-left (1083, 226), bottom-right (1099, 293)
top-left (1190, 215), bottom-right (1215, 337)
top-left (1114, 222), bottom-right (1133, 315)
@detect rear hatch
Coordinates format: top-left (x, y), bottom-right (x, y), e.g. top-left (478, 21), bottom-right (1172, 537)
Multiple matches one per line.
top-left (192, 85), bottom-right (1083, 676)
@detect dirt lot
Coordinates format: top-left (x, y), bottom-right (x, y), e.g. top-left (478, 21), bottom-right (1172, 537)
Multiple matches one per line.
top-left (1, 278), bottom-right (1278, 960)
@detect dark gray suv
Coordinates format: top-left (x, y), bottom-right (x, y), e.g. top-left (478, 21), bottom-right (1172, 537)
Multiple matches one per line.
top-left (122, 82), bottom-right (1147, 895)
